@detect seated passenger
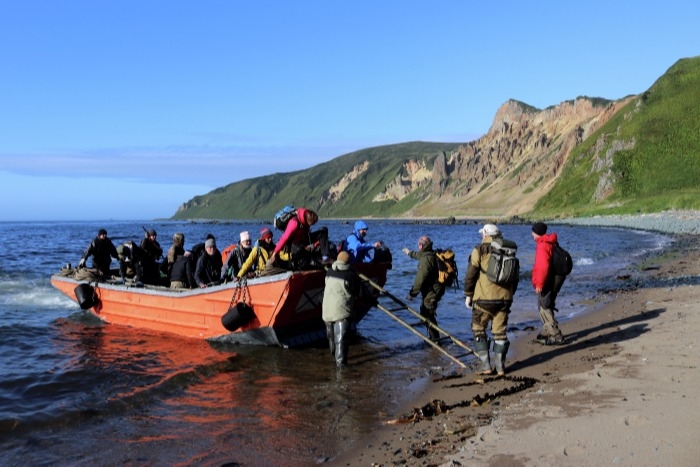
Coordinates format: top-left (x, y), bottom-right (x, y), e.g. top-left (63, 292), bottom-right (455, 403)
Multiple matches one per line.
top-left (116, 240), bottom-right (145, 286)
top-left (195, 238), bottom-right (223, 288)
top-left (170, 251), bottom-right (194, 289)
top-left (165, 232), bottom-right (186, 278)
top-left (237, 227), bottom-right (276, 279)
top-left (222, 231), bottom-right (253, 282)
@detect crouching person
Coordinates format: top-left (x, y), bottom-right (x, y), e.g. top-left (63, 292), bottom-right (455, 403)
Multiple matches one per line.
top-left (322, 251), bottom-right (361, 368)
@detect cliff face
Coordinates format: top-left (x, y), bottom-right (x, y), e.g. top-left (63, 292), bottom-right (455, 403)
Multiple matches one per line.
top-left (375, 96), bottom-right (633, 217)
top-left (173, 96), bottom-right (634, 220)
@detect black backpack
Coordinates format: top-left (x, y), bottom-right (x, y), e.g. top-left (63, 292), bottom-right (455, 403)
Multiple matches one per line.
top-left (190, 242), bottom-right (206, 265)
top-left (551, 242), bottom-right (573, 276)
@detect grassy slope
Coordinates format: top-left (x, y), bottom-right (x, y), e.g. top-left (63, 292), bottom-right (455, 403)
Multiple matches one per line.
top-left (171, 142), bottom-right (463, 220)
top-left (532, 56), bottom-right (700, 217)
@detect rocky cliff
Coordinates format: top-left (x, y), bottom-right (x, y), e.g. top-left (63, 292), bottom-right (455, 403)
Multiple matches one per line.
top-left (344, 96), bottom-right (632, 218)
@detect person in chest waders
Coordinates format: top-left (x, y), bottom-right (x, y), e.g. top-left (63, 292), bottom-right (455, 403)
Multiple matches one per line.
top-left (322, 251), bottom-right (362, 368)
top-left (402, 235), bottom-right (445, 341)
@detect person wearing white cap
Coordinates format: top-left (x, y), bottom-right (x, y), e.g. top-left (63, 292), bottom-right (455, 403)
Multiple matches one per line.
top-left (237, 227), bottom-right (277, 279)
top-left (464, 224), bottom-right (518, 376)
top-left (222, 231), bottom-right (254, 282)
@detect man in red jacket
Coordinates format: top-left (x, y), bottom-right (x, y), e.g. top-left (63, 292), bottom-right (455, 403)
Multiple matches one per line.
top-left (531, 222), bottom-right (565, 345)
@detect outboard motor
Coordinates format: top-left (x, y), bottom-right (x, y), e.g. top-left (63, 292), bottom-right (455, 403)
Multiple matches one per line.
top-left (74, 283), bottom-right (98, 310)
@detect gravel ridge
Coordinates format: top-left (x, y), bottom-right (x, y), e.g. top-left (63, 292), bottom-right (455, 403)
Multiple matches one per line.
top-left (556, 209), bottom-right (700, 235)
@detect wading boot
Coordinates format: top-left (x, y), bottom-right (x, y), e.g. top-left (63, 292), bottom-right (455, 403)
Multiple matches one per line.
top-left (493, 339), bottom-right (510, 376)
top-left (420, 305), bottom-right (440, 341)
top-left (474, 336), bottom-right (493, 375)
top-left (325, 322), bottom-right (336, 358)
top-left (333, 320), bottom-right (350, 368)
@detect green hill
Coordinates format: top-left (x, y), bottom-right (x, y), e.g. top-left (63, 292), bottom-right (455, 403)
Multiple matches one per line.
top-left (171, 142), bottom-right (463, 220)
top-left (172, 56), bottom-right (700, 221)
top-left (532, 56), bottom-right (700, 217)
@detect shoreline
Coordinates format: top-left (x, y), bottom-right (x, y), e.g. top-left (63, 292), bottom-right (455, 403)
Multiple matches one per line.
top-left (330, 228), bottom-right (700, 465)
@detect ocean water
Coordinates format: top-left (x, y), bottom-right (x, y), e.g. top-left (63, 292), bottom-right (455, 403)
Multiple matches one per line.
top-left (0, 220), bottom-right (670, 465)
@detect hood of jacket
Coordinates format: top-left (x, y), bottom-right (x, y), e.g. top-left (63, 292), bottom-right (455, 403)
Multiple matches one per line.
top-left (295, 207), bottom-right (310, 228)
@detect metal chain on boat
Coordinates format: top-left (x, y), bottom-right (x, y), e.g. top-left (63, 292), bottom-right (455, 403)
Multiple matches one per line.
top-left (227, 277), bottom-right (249, 309)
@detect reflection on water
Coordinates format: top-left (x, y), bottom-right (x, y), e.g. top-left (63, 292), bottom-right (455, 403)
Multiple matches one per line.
top-left (3, 316), bottom-right (442, 465)
top-left (0, 220), bottom-right (672, 464)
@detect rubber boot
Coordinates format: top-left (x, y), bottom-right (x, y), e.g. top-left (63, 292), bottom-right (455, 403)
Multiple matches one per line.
top-left (493, 339), bottom-right (510, 376)
top-left (325, 322), bottom-right (335, 359)
top-left (474, 336), bottom-right (493, 375)
top-left (333, 320), bottom-right (350, 368)
top-left (420, 305), bottom-right (440, 341)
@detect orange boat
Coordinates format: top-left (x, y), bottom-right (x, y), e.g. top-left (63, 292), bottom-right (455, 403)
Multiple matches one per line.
top-left (50, 261), bottom-right (390, 347)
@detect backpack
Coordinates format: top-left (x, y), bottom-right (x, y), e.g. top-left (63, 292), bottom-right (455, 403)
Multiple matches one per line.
top-left (273, 205), bottom-right (297, 231)
top-left (484, 238), bottom-right (519, 286)
top-left (551, 242), bottom-right (573, 276)
top-left (190, 242), bottom-right (208, 267)
top-left (435, 248), bottom-right (458, 287)
top-left (221, 243), bottom-right (237, 266)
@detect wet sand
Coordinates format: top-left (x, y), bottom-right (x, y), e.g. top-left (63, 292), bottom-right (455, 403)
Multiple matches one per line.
top-left (330, 235), bottom-right (700, 466)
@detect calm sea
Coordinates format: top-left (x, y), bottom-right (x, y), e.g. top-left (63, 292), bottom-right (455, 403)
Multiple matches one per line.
top-left (0, 220), bottom-right (670, 465)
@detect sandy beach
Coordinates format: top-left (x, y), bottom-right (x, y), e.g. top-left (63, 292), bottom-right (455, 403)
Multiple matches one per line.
top-left (331, 231), bottom-right (700, 466)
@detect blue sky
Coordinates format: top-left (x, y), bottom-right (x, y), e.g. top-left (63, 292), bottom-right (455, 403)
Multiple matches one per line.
top-left (1, 1), bottom-right (698, 221)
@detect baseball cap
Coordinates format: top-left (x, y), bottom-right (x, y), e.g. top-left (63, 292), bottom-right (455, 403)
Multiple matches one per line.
top-left (479, 224), bottom-right (500, 237)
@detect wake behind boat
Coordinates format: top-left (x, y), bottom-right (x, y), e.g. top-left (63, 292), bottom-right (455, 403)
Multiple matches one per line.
top-left (50, 260), bottom-right (391, 348)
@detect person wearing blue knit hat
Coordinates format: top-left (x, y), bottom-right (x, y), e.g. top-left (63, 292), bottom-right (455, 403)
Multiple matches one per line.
top-left (342, 220), bottom-right (382, 264)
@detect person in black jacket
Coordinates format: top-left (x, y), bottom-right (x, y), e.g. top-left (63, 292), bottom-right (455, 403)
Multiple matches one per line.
top-left (78, 228), bottom-right (119, 279)
top-left (140, 229), bottom-right (163, 285)
top-left (116, 240), bottom-right (145, 286)
top-left (170, 251), bottom-right (195, 289)
top-left (222, 231), bottom-right (253, 281)
top-left (195, 238), bottom-right (223, 288)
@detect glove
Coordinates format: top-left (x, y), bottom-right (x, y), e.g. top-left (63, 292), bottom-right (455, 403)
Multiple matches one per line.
top-left (405, 294), bottom-right (414, 301)
top-left (464, 296), bottom-right (472, 308)
top-left (78, 259), bottom-right (86, 268)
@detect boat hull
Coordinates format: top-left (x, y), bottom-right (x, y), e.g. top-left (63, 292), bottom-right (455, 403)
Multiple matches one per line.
top-left (50, 263), bottom-right (389, 347)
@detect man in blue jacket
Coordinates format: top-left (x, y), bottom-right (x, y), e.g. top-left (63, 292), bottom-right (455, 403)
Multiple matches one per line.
top-left (344, 220), bottom-right (382, 263)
